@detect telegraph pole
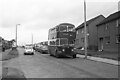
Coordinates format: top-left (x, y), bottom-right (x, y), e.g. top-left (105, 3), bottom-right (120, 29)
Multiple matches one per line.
top-left (16, 24), bottom-right (20, 47)
top-left (84, 0), bottom-right (87, 59)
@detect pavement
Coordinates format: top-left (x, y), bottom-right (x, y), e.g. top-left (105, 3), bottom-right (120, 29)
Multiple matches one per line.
top-left (0, 48), bottom-right (20, 79)
top-left (0, 48), bottom-right (19, 61)
top-left (0, 49), bottom-right (11, 61)
top-left (75, 49), bottom-right (119, 66)
top-left (2, 67), bottom-right (26, 79)
top-left (77, 54), bottom-right (119, 66)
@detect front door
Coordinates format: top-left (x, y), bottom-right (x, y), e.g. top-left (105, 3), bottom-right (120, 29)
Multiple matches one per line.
top-left (99, 38), bottom-right (103, 51)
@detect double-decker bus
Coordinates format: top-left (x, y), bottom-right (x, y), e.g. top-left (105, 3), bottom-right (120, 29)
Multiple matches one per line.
top-left (48, 23), bottom-right (76, 58)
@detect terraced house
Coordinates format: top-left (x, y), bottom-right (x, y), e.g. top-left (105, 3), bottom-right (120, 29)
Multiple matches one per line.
top-left (0, 36), bottom-right (3, 52)
top-left (97, 11), bottom-right (120, 52)
top-left (75, 15), bottom-right (105, 51)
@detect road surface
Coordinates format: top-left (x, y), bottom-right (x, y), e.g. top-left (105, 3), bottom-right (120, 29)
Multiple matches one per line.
top-left (2, 48), bottom-right (118, 78)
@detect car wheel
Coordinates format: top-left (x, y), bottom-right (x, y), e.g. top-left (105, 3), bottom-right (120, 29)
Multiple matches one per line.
top-left (2, 48), bottom-right (5, 52)
top-left (32, 53), bottom-right (34, 55)
top-left (50, 54), bottom-right (53, 56)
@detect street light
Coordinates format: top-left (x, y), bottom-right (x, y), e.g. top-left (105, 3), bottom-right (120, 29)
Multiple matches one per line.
top-left (16, 24), bottom-right (20, 47)
top-left (84, 0), bottom-right (88, 59)
top-left (31, 33), bottom-right (33, 46)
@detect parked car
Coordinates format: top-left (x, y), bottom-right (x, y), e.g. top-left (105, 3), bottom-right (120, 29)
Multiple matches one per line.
top-left (24, 46), bottom-right (34, 55)
top-left (39, 45), bottom-right (48, 54)
top-left (35, 44), bottom-right (48, 54)
top-left (34, 45), bottom-right (42, 52)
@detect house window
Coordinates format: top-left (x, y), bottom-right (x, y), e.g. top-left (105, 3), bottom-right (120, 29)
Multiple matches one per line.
top-left (116, 34), bottom-right (120, 43)
top-left (105, 24), bottom-right (108, 30)
top-left (81, 38), bottom-right (84, 43)
top-left (75, 39), bottom-right (79, 44)
top-left (76, 31), bottom-right (79, 34)
top-left (116, 20), bottom-right (119, 27)
top-left (80, 28), bottom-right (84, 33)
top-left (105, 36), bottom-right (110, 44)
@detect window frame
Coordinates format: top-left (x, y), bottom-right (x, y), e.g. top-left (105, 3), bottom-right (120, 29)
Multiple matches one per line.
top-left (75, 39), bottom-right (79, 45)
top-left (116, 20), bottom-right (119, 27)
top-left (76, 30), bottom-right (79, 34)
top-left (105, 36), bottom-right (110, 44)
top-left (105, 23), bottom-right (108, 30)
top-left (116, 34), bottom-right (120, 44)
top-left (81, 37), bottom-right (84, 43)
top-left (81, 28), bottom-right (84, 33)
top-left (59, 25), bottom-right (67, 32)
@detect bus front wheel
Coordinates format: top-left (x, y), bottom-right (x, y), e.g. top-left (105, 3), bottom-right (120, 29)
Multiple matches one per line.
top-left (55, 50), bottom-right (59, 58)
top-left (73, 54), bottom-right (76, 58)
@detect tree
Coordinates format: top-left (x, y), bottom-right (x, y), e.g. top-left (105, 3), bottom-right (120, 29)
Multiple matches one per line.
top-left (10, 39), bottom-right (16, 43)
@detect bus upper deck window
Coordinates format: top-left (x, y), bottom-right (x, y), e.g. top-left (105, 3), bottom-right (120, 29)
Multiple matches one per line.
top-left (59, 26), bottom-right (67, 32)
top-left (68, 27), bottom-right (73, 31)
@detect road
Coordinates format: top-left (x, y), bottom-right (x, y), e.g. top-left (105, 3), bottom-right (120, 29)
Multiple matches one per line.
top-left (2, 48), bottom-right (118, 78)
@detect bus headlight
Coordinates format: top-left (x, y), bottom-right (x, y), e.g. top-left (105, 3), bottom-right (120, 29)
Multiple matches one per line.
top-left (71, 49), bottom-right (74, 51)
top-left (62, 49), bottom-right (65, 52)
top-left (74, 48), bottom-right (76, 49)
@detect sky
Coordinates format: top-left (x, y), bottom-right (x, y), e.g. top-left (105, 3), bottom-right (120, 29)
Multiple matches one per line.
top-left (0, 0), bottom-right (119, 45)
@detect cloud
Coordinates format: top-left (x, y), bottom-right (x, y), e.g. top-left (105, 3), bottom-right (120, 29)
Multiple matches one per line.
top-left (0, 0), bottom-right (119, 45)
top-left (1, 0), bottom-right (118, 28)
top-left (0, 0), bottom-right (82, 26)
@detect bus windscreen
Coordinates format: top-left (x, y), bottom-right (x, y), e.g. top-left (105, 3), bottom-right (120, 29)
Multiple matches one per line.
top-left (59, 26), bottom-right (74, 32)
top-left (56, 38), bottom-right (68, 45)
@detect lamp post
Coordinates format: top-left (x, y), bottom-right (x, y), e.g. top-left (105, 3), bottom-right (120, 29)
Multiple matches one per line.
top-left (16, 24), bottom-right (20, 47)
top-left (32, 33), bottom-right (33, 46)
top-left (84, 0), bottom-right (87, 59)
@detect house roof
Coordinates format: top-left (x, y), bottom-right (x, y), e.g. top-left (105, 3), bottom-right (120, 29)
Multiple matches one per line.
top-left (97, 11), bottom-right (120, 26)
top-left (75, 15), bottom-right (104, 30)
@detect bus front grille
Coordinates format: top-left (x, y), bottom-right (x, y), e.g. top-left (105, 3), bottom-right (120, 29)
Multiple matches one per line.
top-left (65, 47), bottom-right (71, 54)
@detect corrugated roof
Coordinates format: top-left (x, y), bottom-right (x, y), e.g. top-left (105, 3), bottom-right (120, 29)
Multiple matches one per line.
top-left (97, 11), bottom-right (120, 26)
top-left (75, 15), bottom-right (104, 30)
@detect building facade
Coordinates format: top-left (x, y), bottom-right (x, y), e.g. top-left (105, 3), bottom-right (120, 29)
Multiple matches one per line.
top-left (97, 11), bottom-right (120, 52)
top-left (0, 37), bottom-right (2, 52)
top-left (75, 15), bottom-right (105, 51)
top-left (0, 37), bottom-right (14, 52)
